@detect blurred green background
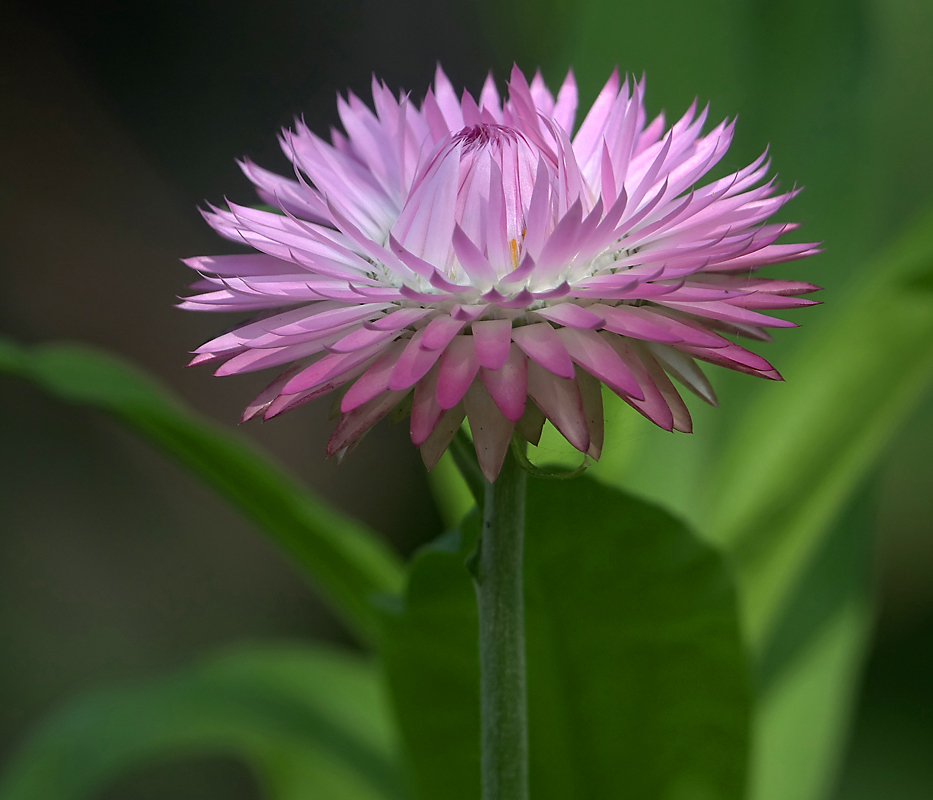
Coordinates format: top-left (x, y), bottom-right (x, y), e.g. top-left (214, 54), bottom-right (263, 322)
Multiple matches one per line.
top-left (1, 0), bottom-right (931, 798)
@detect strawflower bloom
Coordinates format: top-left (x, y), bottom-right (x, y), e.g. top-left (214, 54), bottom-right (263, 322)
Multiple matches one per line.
top-left (182, 66), bottom-right (819, 481)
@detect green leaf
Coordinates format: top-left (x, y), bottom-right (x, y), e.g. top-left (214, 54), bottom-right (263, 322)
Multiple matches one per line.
top-left (707, 207), bottom-right (933, 651)
top-left (0, 643), bottom-right (407, 800)
top-left (0, 339), bottom-right (404, 643)
top-left (379, 476), bottom-right (752, 800)
top-left (747, 485), bottom-right (876, 800)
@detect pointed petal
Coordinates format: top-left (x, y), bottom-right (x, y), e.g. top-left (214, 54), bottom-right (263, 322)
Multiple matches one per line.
top-left (473, 319), bottom-right (514, 370)
top-left (557, 327), bottom-right (644, 399)
top-left (420, 405), bottom-right (466, 470)
top-left (576, 368), bottom-right (604, 459)
top-left (436, 335), bottom-right (481, 409)
top-left (327, 390), bottom-right (408, 456)
top-left (526, 361), bottom-right (590, 453)
top-left (480, 344), bottom-right (528, 422)
top-left (411, 363), bottom-right (444, 446)
top-left (420, 314), bottom-right (466, 350)
top-left (388, 329), bottom-right (445, 390)
top-left (645, 343), bottom-right (717, 405)
top-left (464, 382), bottom-right (515, 482)
top-left (512, 322), bottom-right (575, 379)
top-left (341, 340), bottom-right (407, 412)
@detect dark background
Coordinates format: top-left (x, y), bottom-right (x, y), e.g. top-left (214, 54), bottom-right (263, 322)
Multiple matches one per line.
top-left (1, 1), bottom-right (931, 797)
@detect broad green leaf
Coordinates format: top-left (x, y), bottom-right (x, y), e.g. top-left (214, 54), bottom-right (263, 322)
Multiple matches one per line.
top-left (0, 339), bottom-right (404, 643)
top-left (0, 644), bottom-right (406, 800)
top-left (379, 476), bottom-right (751, 800)
top-left (707, 207), bottom-right (933, 650)
top-left (748, 486), bottom-right (876, 800)
top-left (751, 600), bottom-right (870, 800)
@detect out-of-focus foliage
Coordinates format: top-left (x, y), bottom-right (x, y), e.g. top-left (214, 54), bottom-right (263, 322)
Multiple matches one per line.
top-left (0, 339), bottom-right (404, 644)
top-left (0, 644), bottom-right (405, 800)
top-left (380, 477), bottom-right (751, 800)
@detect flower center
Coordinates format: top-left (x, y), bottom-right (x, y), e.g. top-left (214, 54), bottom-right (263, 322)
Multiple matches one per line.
top-left (453, 123), bottom-right (522, 151)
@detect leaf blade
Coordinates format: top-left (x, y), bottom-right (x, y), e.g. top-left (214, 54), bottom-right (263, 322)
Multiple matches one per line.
top-left (380, 476), bottom-right (752, 800)
top-left (0, 644), bottom-right (406, 800)
top-left (0, 339), bottom-right (405, 642)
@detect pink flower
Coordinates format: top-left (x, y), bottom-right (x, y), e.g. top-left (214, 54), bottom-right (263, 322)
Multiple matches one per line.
top-left (182, 66), bottom-right (819, 481)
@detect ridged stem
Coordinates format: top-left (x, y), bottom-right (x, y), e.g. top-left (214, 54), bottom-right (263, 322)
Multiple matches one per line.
top-left (473, 445), bottom-right (528, 800)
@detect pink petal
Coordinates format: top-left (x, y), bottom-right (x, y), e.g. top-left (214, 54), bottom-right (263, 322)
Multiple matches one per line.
top-left (388, 329), bottom-right (445, 390)
top-left (283, 342), bottom-right (385, 393)
top-left (632, 343), bottom-right (692, 433)
top-left (556, 327), bottom-right (644, 400)
top-left (436, 335), bottom-right (481, 409)
top-left (658, 299), bottom-right (797, 329)
top-left (646, 343), bottom-right (717, 406)
top-left (452, 223), bottom-right (498, 286)
top-left (411, 363), bottom-right (444, 446)
top-left (480, 345), bottom-right (529, 422)
top-left (420, 314), bottom-right (465, 350)
top-left (216, 339), bottom-right (336, 376)
top-left (464, 382), bottom-right (515, 483)
top-left (341, 340), bottom-right (407, 412)
top-left (602, 335), bottom-right (675, 431)
top-left (576, 368), bottom-right (605, 459)
top-left (533, 303), bottom-right (605, 329)
top-left (419, 405), bottom-right (466, 470)
top-left (329, 326), bottom-right (401, 353)
top-left (327, 390), bottom-right (408, 456)
top-left (364, 307), bottom-right (435, 331)
top-left (552, 69), bottom-right (579, 134)
top-left (472, 319), bottom-right (514, 370)
top-left (526, 362), bottom-right (590, 453)
top-left (512, 322), bottom-right (575, 379)
top-left (241, 364), bottom-right (304, 423)
top-left (596, 304), bottom-right (689, 344)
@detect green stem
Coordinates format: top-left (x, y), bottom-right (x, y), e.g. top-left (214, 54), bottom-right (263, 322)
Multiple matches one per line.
top-left (473, 445), bottom-right (529, 800)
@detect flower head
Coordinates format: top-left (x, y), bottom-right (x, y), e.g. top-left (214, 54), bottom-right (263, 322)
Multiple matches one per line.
top-left (182, 66), bottom-right (819, 481)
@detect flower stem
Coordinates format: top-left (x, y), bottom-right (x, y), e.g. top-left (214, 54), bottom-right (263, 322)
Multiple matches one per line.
top-left (473, 444), bottom-right (529, 800)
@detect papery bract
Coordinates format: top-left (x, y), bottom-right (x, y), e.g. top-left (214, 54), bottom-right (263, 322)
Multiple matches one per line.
top-left (182, 65), bottom-right (819, 480)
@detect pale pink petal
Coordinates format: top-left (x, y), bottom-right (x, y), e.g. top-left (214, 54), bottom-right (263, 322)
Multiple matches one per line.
top-left (533, 303), bottom-right (605, 329)
top-left (577, 368), bottom-right (605, 459)
top-left (326, 390), bottom-right (408, 456)
top-left (341, 340), bottom-right (407, 412)
top-left (645, 343), bottom-right (717, 406)
top-left (420, 314), bottom-right (466, 350)
top-left (411, 363), bottom-right (444, 446)
top-left (512, 322), bottom-right (576, 379)
top-left (556, 327), bottom-right (644, 400)
top-left (526, 362), bottom-right (590, 453)
top-left (241, 364), bottom-right (304, 423)
top-left (436, 336), bottom-right (481, 410)
top-left (464, 382), bottom-right (515, 483)
top-left (472, 319), bottom-right (514, 370)
top-left (283, 343), bottom-right (385, 393)
top-left (419, 404), bottom-right (466, 470)
top-left (388, 329), bottom-right (445, 391)
top-left (480, 345), bottom-right (528, 422)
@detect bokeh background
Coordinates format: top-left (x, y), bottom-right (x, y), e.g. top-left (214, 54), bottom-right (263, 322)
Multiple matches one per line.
top-left (1, 0), bottom-right (931, 797)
